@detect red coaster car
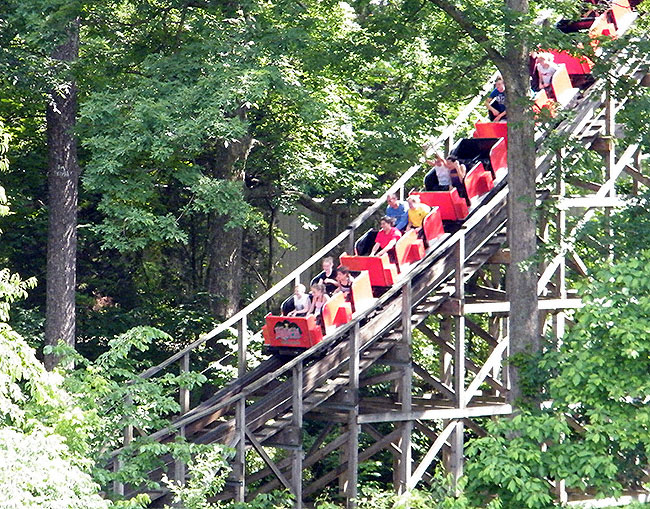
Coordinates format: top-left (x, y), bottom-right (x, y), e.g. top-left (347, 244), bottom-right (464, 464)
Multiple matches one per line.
top-left (262, 315), bottom-right (323, 349)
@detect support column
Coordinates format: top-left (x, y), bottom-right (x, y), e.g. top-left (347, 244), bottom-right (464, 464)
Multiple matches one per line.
top-left (292, 362), bottom-right (304, 509)
top-left (396, 280), bottom-right (413, 494)
top-left (113, 397), bottom-right (134, 496)
top-left (440, 316), bottom-right (453, 471)
top-left (554, 151), bottom-right (567, 342)
top-left (235, 396), bottom-right (246, 502)
top-left (346, 323), bottom-right (360, 509)
top-left (452, 233), bottom-right (465, 493)
top-left (604, 87), bottom-right (616, 261)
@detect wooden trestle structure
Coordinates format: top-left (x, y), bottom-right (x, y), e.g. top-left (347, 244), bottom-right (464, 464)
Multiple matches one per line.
top-left (109, 29), bottom-right (650, 508)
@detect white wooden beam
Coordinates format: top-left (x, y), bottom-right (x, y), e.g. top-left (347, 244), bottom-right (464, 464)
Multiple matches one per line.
top-left (463, 298), bottom-right (583, 314)
top-left (357, 404), bottom-right (513, 424)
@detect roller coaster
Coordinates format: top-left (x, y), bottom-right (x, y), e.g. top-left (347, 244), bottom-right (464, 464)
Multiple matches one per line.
top-left (108, 3), bottom-right (650, 506)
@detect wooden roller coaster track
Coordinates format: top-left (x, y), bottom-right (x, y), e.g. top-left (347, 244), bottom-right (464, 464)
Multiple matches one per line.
top-left (109, 19), bottom-right (650, 508)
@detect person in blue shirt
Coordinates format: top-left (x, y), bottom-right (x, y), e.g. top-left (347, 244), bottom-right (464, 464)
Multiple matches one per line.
top-left (385, 193), bottom-right (409, 232)
top-left (486, 78), bottom-right (507, 121)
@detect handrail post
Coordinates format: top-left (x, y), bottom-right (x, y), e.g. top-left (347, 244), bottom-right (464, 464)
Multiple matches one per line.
top-left (235, 394), bottom-right (246, 502)
top-left (292, 361), bottom-right (304, 509)
top-left (114, 395), bottom-right (134, 496)
top-left (238, 316), bottom-right (247, 377)
top-left (174, 353), bottom-right (190, 484)
top-left (347, 228), bottom-right (355, 255)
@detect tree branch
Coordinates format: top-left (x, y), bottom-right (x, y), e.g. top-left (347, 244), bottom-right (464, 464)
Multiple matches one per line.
top-left (425, 0), bottom-right (506, 67)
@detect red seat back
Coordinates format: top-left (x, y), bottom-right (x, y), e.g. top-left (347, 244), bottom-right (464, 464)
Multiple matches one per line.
top-left (489, 137), bottom-right (507, 175)
top-left (533, 88), bottom-right (555, 117)
top-left (464, 163), bottom-right (494, 200)
top-left (410, 188), bottom-right (469, 221)
top-left (589, 12), bottom-right (616, 42)
top-left (473, 122), bottom-right (507, 145)
top-left (262, 314), bottom-right (323, 349)
top-left (546, 49), bottom-right (593, 76)
top-left (394, 229), bottom-right (425, 268)
top-left (551, 64), bottom-right (578, 107)
top-left (350, 270), bottom-right (376, 313)
top-left (322, 292), bottom-right (352, 331)
top-left (422, 208), bottom-right (444, 244)
top-left (339, 254), bottom-right (398, 287)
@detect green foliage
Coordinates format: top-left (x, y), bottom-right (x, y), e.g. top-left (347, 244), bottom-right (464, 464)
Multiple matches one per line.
top-left (0, 298), bottom-right (108, 506)
top-left (462, 251), bottom-right (650, 506)
top-left (0, 427), bottom-right (109, 509)
top-left (163, 445), bottom-right (234, 509)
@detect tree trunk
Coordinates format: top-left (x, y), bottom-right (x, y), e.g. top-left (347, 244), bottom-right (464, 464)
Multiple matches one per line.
top-left (205, 133), bottom-right (253, 319)
top-left (44, 20), bottom-right (80, 370)
top-left (502, 0), bottom-right (540, 403)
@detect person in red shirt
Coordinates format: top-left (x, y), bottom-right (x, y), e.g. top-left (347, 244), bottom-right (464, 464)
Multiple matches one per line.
top-left (370, 216), bottom-right (402, 258)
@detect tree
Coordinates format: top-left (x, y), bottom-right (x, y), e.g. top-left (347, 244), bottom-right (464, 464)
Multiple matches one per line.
top-left (420, 0), bottom-right (563, 401)
top-left (45, 17), bottom-right (80, 369)
top-left (0, 120), bottom-right (108, 508)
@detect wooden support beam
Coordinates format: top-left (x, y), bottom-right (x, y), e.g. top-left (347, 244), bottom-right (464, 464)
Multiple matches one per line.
top-left (463, 340), bottom-right (508, 406)
top-left (568, 250), bottom-right (588, 277)
top-left (363, 424), bottom-right (402, 457)
top-left (623, 164), bottom-right (650, 188)
top-left (412, 362), bottom-right (455, 401)
top-left (471, 284), bottom-right (507, 300)
top-left (465, 318), bottom-right (499, 348)
top-left (417, 324), bottom-right (506, 393)
top-left (304, 427), bottom-right (404, 497)
top-left (408, 421), bottom-right (457, 490)
top-left (396, 280), bottom-right (413, 495)
top-left (246, 427), bottom-right (295, 495)
top-left (174, 353), bottom-right (190, 484)
top-left (452, 234), bottom-right (465, 491)
top-left (234, 397), bottom-right (246, 502)
top-left (360, 370), bottom-right (402, 388)
top-left (357, 404), bottom-right (513, 424)
top-left (248, 432), bottom-right (350, 499)
top-left (462, 418), bottom-right (487, 437)
top-left (487, 249), bottom-right (510, 264)
top-left (567, 177), bottom-right (601, 192)
top-left (556, 196), bottom-right (629, 209)
top-left (292, 363), bottom-right (303, 509)
top-left (463, 298), bottom-right (583, 314)
top-left (346, 324), bottom-right (360, 508)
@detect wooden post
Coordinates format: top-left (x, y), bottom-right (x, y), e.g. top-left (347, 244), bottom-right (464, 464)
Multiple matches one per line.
top-left (445, 135), bottom-right (454, 156)
top-left (440, 315), bottom-right (453, 471)
top-left (346, 323), bottom-right (360, 509)
top-left (235, 395), bottom-right (246, 502)
top-left (235, 316), bottom-right (248, 501)
top-left (604, 87), bottom-right (616, 261)
top-left (348, 229), bottom-right (355, 256)
top-left (114, 396), bottom-right (134, 496)
top-left (452, 233), bottom-right (465, 493)
top-left (292, 362), bottom-right (304, 509)
top-left (554, 151), bottom-right (567, 341)
top-left (174, 353), bottom-right (191, 484)
top-left (396, 280), bottom-right (413, 494)
top-left (238, 316), bottom-right (247, 377)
